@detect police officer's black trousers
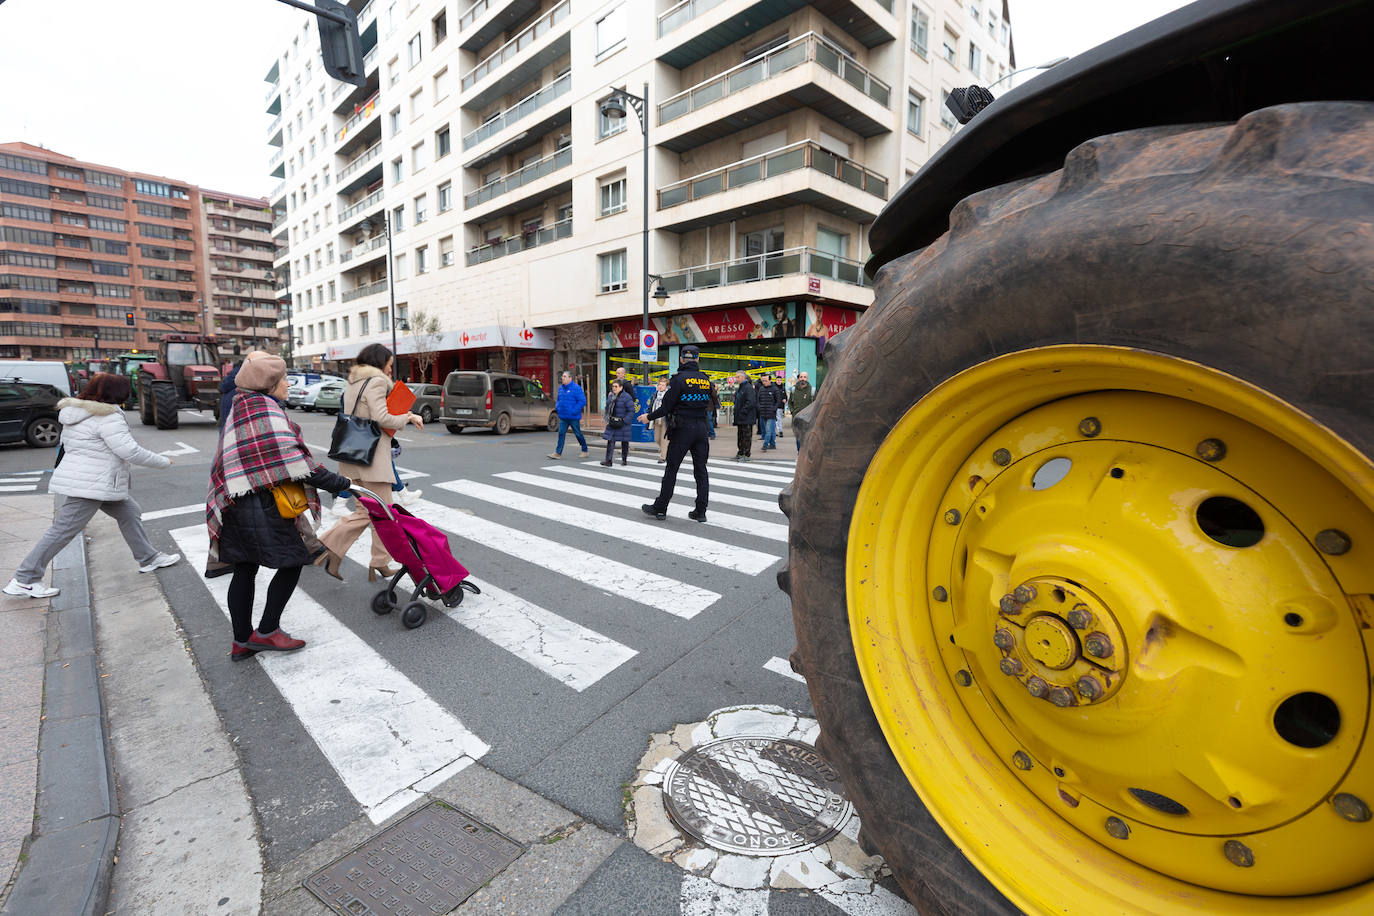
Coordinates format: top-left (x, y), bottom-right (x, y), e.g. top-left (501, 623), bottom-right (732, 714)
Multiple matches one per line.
top-left (651, 419), bottom-right (709, 514)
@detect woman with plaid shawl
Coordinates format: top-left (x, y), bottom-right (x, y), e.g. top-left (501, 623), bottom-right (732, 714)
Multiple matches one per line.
top-left (207, 356), bottom-right (352, 661)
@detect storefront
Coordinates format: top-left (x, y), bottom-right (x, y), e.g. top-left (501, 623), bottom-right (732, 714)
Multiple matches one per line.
top-left (329, 324), bottom-right (555, 390)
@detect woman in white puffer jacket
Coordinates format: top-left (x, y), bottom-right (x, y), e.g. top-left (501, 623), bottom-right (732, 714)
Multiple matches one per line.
top-left (4, 373), bottom-right (180, 598)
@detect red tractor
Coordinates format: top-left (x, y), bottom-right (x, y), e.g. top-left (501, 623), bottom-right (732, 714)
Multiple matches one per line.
top-left (138, 335), bottom-right (223, 430)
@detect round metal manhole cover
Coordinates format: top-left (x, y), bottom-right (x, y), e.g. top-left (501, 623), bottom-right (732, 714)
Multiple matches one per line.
top-left (662, 736), bottom-right (853, 856)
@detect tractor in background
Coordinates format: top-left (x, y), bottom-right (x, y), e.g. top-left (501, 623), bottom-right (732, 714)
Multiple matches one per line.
top-left (138, 335), bottom-right (223, 429)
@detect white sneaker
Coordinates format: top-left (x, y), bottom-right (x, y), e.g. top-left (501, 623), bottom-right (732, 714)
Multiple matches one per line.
top-left (331, 497), bottom-right (354, 517)
top-left (138, 552), bottom-right (181, 573)
top-left (3, 578), bottom-right (59, 598)
top-left (396, 487), bottom-right (421, 507)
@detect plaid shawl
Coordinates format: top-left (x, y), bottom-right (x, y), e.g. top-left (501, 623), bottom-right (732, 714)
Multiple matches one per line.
top-left (206, 390), bottom-right (322, 558)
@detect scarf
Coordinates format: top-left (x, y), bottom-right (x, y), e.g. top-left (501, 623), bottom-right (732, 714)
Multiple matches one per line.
top-left (206, 390), bottom-right (322, 558)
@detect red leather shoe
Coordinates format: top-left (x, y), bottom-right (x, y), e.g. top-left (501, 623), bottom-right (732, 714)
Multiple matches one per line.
top-left (248, 629), bottom-right (306, 652)
top-left (230, 642), bottom-right (258, 662)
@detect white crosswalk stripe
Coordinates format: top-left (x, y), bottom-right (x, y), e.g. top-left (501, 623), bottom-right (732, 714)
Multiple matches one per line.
top-left (169, 525), bottom-right (490, 824)
top-left (586, 461), bottom-right (783, 496)
top-left (495, 471), bottom-right (788, 541)
top-left (542, 466), bottom-right (784, 517)
top-left (437, 480), bottom-right (780, 575)
top-left (0, 470), bottom-right (46, 492)
top-left (620, 455), bottom-right (794, 484)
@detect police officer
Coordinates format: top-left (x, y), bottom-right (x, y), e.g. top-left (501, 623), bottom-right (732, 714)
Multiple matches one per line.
top-left (637, 345), bottom-right (711, 522)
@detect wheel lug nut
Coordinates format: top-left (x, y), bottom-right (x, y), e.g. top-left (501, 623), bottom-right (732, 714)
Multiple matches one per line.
top-left (1105, 816), bottom-right (1130, 840)
top-left (931, 586), bottom-right (948, 602)
top-left (1011, 751), bottom-right (1032, 770)
top-left (999, 657), bottom-right (1023, 676)
top-left (1012, 584), bottom-right (1037, 604)
top-left (992, 448), bottom-right (1011, 467)
top-left (1066, 606), bottom-right (1092, 629)
top-left (1025, 676), bottom-right (1048, 698)
top-left (944, 508), bottom-right (961, 525)
top-left (954, 669), bottom-right (973, 687)
top-left (998, 594), bottom-right (1022, 615)
top-left (1315, 529), bottom-right (1352, 556)
top-left (1084, 632), bottom-right (1113, 658)
top-left (1332, 793), bottom-right (1372, 822)
top-left (1047, 688), bottom-right (1075, 707)
top-left (993, 629), bottom-right (1014, 650)
top-left (1076, 675), bottom-right (1102, 700)
top-left (1223, 839), bottom-right (1255, 868)
top-left (1196, 438), bottom-right (1227, 462)
top-left (1077, 416), bottom-right (1101, 438)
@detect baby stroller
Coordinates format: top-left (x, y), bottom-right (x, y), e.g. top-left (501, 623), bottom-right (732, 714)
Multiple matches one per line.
top-left (351, 487), bottom-right (480, 629)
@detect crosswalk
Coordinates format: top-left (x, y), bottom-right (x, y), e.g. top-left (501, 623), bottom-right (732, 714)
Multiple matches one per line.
top-left (163, 452), bottom-right (798, 822)
top-left (0, 470), bottom-right (47, 493)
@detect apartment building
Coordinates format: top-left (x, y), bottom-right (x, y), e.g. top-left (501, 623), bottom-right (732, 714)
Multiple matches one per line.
top-left (0, 142), bottom-right (208, 363)
top-left (268, 0), bottom-right (1012, 399)
top-left (199, 191), bottom-right (281, 354)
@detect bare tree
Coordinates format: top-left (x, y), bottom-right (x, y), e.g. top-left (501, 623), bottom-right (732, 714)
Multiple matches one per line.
top-left (406, 309), bottom-right (444, 382)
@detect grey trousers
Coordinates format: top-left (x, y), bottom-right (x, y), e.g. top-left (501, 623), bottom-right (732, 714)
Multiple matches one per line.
top-left (14, 496), bottom-right (157, 584)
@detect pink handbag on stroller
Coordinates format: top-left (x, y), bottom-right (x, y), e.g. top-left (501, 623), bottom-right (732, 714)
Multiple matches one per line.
top-left (351, 487), bottom-right (480, 629)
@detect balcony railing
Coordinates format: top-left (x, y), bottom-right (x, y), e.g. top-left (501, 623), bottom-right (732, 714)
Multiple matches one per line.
top-left (338, 188), bottom-right (384, 224)
top-left (658, 246), bottom-right (868, 293)
top-left (338, 142), bottom-right (383, 183)
top-left (658, 32), bottom-right (889, 124)
top-left (267, 114), bottom-right (282, 137)
top-left (462, 72), bottom-right (571, 151)
top-left (363, 44), bottom-right (378, 71)
top-left (265, 81), bottom-right (280, 103)
top-left (461, 0), bottom-right (569, 92)
top-left (340, 234), bottom-right (387, 264)
top-left (270, 147), bottom-right (284, 167)
top-left (458, 0), bottom-right (492, 31)
top-left (270, 179), bottom-right (286, 201)
top-left (466, 217), bottom-right (572, 266)
top-left (657, 0), bottom-right (726, 37)
top-left (272, 212), bottom-right (287, 230)
top-left (464, 145), bottom-right (572, 208)
top-left (336, 93), bottom-right (380, 142)
top-left (657, 140), bottom-right (888, 209)
top-left (342, 279), bottom-right (388, 302)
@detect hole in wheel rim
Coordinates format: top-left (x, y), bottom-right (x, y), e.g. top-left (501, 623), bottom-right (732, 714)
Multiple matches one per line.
top-left (1031, 457), bottom-right (1073, 490)
top-left (1128, 788), bottom-right (1190, 816)
top-left (1274, 692), bottom-right (1340, 748)
top-left (1196, 496), bottom-right (1265, 548)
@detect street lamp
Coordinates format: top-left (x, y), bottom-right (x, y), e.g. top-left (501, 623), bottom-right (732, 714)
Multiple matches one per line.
top-left (600, 82), bottom-right (653, 384)
top-left (268, 268), bottom-right (293, 366)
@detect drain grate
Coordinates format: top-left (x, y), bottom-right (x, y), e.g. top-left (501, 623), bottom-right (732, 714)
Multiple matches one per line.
top-left (305, 802), bottom-right (522, 915)
top-left (663, 736), bottom-right (853, 856)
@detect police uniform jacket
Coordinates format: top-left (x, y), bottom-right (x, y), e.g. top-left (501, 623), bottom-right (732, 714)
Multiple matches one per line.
top-left (645, 364), bottom-right (711, 433)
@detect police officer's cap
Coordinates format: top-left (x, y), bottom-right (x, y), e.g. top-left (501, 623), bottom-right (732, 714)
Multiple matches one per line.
top-left (681, 345), bottom-right (701, 361)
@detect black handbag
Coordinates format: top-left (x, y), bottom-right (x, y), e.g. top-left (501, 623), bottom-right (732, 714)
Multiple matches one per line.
top-left (606, 393), bottom-right (626, 429)
top-left (328, 378), bottom-right (382, 465)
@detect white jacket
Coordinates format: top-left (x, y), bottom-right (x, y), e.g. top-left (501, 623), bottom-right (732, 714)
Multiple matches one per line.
top-left (49, 399), bottom-right (171, 501)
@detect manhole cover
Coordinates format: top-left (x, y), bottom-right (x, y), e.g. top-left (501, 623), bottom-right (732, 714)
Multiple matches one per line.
top-left (663, 736), bottom-right (853, 856)
top-left (305, 802), bottom-right (522, 915)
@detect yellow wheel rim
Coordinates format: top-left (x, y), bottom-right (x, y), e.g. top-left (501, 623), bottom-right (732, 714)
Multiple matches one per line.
top-left (848, 346), bottom-right (1374, 915)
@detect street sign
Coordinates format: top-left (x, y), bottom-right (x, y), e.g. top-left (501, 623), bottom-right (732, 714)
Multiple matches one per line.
top-left (808, 277), bottom-right (822, 294)
top-left (639, 328), bottom-right (658, 362)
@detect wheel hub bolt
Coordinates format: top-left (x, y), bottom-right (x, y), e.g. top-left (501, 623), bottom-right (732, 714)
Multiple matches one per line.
top-left (1315, 529), bottom-right (1352, 556)
top-left (1196, 438), bottom-right (1227, 462)
top-left (1012, 584), bottom-right (1037, 604)
top-left (1078, 417), bottom-right (1101, 438)
top-left (944, 508), bottom-right (962, 525)
top-left (1223, 840), bottom-right (1255, 868)
top-left (955, 669), bottom-right (973, 687)
top-left (1026, 676), bottom-right (1049, 698)
top-left (992, 448), bottom-right (1011, 467)
top-left (1105, 817), bottom-right (1130, 840)
top-left (1332, 793), bottom-right (1371, 822)
top-left (931, 586), bottom-right (948, 602)
top-left (1012, 751), bottom-right (1032, 770)
top-left (1000, 657), bottom-right (1023, 676)
top-left (993, 628), bottom-right (1014, 650)
top-left (1084, 632), bottom-right (1114, 658)
top-left (999, 594), bottom-right (1022, 615)
top-left (1047, 687), bottom-right (1076, 707)
top-left (1076, 675), bottom-right (1103, 700)
top-left (1066, 606), bottom-right (1092, 629)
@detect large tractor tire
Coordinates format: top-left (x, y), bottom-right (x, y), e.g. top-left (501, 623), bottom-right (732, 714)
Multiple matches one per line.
top-left (782, 103), bottom-right (1374, 916)
top-left (150, 382), bottom-right (179, 430)
top-left (138, 380), bottom-right (154, 426)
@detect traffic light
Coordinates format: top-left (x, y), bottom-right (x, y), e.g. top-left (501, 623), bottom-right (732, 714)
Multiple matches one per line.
top-left (316, 0), bottom-right (365, 87)
top-left (125, 311), bottom-right (135, 326)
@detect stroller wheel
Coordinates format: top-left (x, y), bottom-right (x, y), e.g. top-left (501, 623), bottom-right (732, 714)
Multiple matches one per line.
top-left (441, 585), bottom-right (465, 608)
top-left (460, 580), bottom-right (481, 595)
top-left (371, 589), bottom-right (396, 615)
top-left (401, 601), bottom-right (427, 629)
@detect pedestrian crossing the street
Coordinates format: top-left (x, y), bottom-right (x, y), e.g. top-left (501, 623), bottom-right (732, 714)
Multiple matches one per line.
top-left (0, 470), bottom-right (46, 493)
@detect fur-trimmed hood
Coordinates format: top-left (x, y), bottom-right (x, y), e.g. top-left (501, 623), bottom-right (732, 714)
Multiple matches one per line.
top-left (347, 364), bottom-right (389, 384)
top-left (57, 397), bottom-right (121, 425)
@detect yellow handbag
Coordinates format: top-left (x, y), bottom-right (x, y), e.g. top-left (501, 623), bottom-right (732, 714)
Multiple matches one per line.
top-left (271, 481), bottom-right (309, 519)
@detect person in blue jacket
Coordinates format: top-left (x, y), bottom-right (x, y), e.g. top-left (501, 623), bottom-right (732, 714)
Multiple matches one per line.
top-left (547, 370), bottom-right (589, 459)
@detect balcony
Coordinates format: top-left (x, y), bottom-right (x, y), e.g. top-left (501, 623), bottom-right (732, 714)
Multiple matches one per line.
top-left (462, 71), bottom-right (571, 159)
top-left (659, 246), bottom-right (868, 292)
top-left (464, 145), bottom-right (571, 210)
top-left (460, 0), bottom-right (570, 110)
top-left (265, 80), bottom-right (280, 105)
top-left (269, 147), bottom-right (284, 168)
top-left (270, 179), bottom-right (286, 202)
top-left (267, 114), bottom-right (282, 143)
top-left (656, 0), bottom-right (896, 69)
top-left (340, 234), bottom-right (387, 265)
top-left (337, 142), bottom-right (384, 191)
top-left (466, 217), bottom-right (571, 266)
top-left (656, 139), bottom-right (886, 231)
top-left (458, 0), bottom-right (540, 52)
top-left (342, 279), bottom-right (388, 302)
top-left (338, 188), bottom-right (385, 228)
top-left (336, 93), bottom-right (379, 144)
top-left (656, 32), bottom-right (891, 151)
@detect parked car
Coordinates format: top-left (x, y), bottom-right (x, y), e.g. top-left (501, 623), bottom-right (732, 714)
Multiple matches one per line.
top-left (312, 381), bottom-right (345, 415)
top-left (0, 360), bottom-right (72, 397)
top-left (441, 371), bottom-right (557, 435)
top-left (0, 380), bottom-right (62, 448)
top-left (406, 382), bottom-right (442, 423)
top-left (287, 379), bottom-right (339, 411)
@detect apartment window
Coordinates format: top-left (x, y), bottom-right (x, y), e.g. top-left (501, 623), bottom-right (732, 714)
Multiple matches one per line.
top-left (304, 254), bottom-right (312, 273)
top-left (968, 42), bottom-right (981, 75)
top-left (435, 126), bottom-right (451, 159)
top-left (595, 6), bottom-right (625, 58)
top-left (393, 253), bottom-right (407, 280)
top-left (415, 246), bottom-right (428, 274)
top-left (329, 319), bottom-right (338, 340)
top-left (942, 29), bottom-right (958, 65)
top-left (322, 166), bottom-right (330, 186)
top-left (432, 9), bottom-right (447, 45)
top-left (305, 289), bottom-right (314, 308)
top-left (598, 250), bottom-right (627, 292)
top-left (906, 90), bottom-right (925, 137)
top-left (407, 33), bottom-right (422, 68)
top-left (388, 59), bottom-right (400, 87)
top-left (817, 227), bottom-right (849, 259)
top-left (326, 242), bottom-right (334, 264)
top-left (414, 193), bottom-right (428, 223)
top-left (389, 107), bottom-right (401, 136)
top-left (911, 6), bottom-right (929, 57)
top-left (970, 2), bottom-right (981, 22)
top-left (437, 181), bottom-right (452, 213)
top-left (409, 88), bottom-right (423, 121)
top-left (940, 89), bottom-right (958, 128)
top-left (599, 176), bottom-right (627, 216)
top-left (1001, 22), bottom-right (1010, 46)
top-left (439, 236), bottom-right (453, 267)
top-left (342, 316), bottom-right (350, 337)
top-left (411, 142), bottom-right (426, 172)
top-left (392, 205), bottom-right (405, 232)
top-left (328, 280), bottom-right (336, 302)
top-left (597, 95), bottom-right (626, 139)
top-left (307, 325), bottom-right (315, 344)
top-left (392, 158), bottom-right (403, 183)
top-left (359, 312), bottom-right (369, 335)
top-left (739, 227), bottom-right (783, 258)
top-left (434, 68), bottom-right (450, 102)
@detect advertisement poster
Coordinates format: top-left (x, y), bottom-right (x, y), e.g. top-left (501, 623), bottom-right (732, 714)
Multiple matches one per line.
top-left (601, 304), bottom-right (799, 348)
top-left (516, 351), bottom-right (551, 392)
top-left (804, 303), bottom-right (860, 340)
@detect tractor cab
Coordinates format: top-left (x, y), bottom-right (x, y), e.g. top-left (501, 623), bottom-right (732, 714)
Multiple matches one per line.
top-left (163, 338), bottom-right (220, 406)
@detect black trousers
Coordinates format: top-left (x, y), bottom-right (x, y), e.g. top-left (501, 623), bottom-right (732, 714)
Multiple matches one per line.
top-left (228, 563), bottom-right (302, 644)
top-left (736, 424), bottom-right (753, 457)
top-left (652, 419), bottom-right (710, 514)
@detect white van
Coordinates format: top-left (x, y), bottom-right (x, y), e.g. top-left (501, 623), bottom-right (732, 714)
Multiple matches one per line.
top-left (0, 361), bottom-right (71, 396)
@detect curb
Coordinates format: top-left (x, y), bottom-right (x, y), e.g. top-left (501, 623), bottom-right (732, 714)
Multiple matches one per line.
top-left (3, 526), bottom-right (118, 916)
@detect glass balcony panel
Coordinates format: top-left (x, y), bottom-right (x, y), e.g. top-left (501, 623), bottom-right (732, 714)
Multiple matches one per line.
top-left (727, 259), bottom-right (763, 283)
top-left (812, 148), bottom-right (839, 178)
top-left (810, 253), bottom-right (836, 279)
top-left (815, 43), bottom-right (842, 76)
top-left (837, 261), bottom-right (861, 284)
top-left (660, 186), bottom-right (689, 207)
top-left (766, 147), bottom-right (805, 177)
top-left (692, 79), bottom-right (726, 108)
top-left (842, 60), bottom-right (867, 93)
top-left (764, 252), bottom-right (799, 279)
top-left (841, 161), bottom-right (863, 188)
top-left (727, 161), bottom-right (762, 188)
top-left (691, 174), bottom-right (723, 199)
top-left (660, 96), bottom-right (692, 123)
top-left (660, 274), bottom-right (688, 293)
top-left (727, 61), bottom-right (763, 93)
top-left (868, 175), bottom-right (887, 197)
top-left (869, 82), bottom-right (890, 106)
top-left (690, 266), bottom-right (722, 288)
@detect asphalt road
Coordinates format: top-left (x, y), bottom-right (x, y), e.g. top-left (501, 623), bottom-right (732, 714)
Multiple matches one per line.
top-left (0, 405), bottom-right (824, 908)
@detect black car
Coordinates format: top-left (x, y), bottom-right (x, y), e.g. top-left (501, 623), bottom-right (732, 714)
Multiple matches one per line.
top-left (0, 380), bottom-right (62, 448)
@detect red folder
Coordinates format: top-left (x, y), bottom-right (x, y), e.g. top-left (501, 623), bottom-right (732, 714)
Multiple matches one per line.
top-left (382, 380), bottom-right (417, 437)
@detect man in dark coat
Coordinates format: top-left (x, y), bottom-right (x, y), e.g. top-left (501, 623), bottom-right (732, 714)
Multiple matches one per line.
top-left (638, 345), bottom-right (712, 521)
top-left (731, 370), bottom-right (758, 462)
top-left (789, 372), bottom-right (814, 452)
top-left (756, 374), bottom-right (782, 450)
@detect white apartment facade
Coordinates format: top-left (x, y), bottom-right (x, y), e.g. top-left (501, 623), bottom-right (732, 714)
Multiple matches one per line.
top-left (266, 0), bottom-right (1012, 398)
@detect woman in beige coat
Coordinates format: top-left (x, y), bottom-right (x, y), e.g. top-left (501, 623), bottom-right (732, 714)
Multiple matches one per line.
top-left (319, 343), bottom-right (424, 579)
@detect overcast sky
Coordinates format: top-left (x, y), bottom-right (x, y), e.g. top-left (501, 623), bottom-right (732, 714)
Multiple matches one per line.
top-left (0, 0), bottom-right (1193, 197)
